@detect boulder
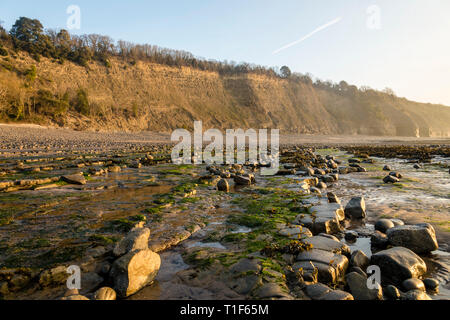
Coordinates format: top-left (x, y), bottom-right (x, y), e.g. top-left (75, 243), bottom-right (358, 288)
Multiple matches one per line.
top-left (370, 247), bottom-right (427, 284)
top-left (243, 173), bottom-right (256, 184)
top-left (277, 169), bottom-right (296, 176)
top-left (0, 281), bottom-right (9, 296)
top-left (327, 161), bottom-right (338, 169)
top-left (423, 278), bottom-right (439, 293)
top-left (402, 278), bottom-right (425, 292)
top-left (234, 175), bottom-right (252, 186)
top-left (292, 261), bottom-right (318, 283)
top-left (314, 168), bottom-right (326, 175)
top-left (345, 272), bottom-right (383, 300)
top-left (327, 192), bottom-right (341, 204)
top-left (39, 266), bottom-right (68, 287)
top-left (349, 267), bottom-right (366, 278)
top-left (109, 249), bottom-right (161, 298)
top-left (94, 287), bottom-right (117, 300)
top-left (321, 175), bottom-right (335, 183)
top-left (113, 228), bottom-right (151, 257)
top-left (389, 172), bottom-right (403, 179)
top-left (371, 231), bottom-right (389, 249)
top-left (345, 231), bottom-right (358, 242)
top-left (329, 174), bottom-right (339, 181)
top-left (338, 167), bottom-right (349, 174)
top-left (129, 161), bottom-right (142, 169)
top-left (9, 274), bottom-right (30, 292)
top-left (375, 219), bottom-right (395, 233)
top-left (108, 166), bottom-right (122, 173)
top-left (384, 285), bottom-right (401, 300)
top-left (383, 175), bottom-right (399, 184)
top-left (390, 219), bottom-right (405, 227)
top-left (63, 289), bottom-right (79, 297)
top-left (344, 197), bottom-right (366, 219)
top-left (350, 250), bottom-right (370, 270)
top-left (217, 179), bottom-right (230, 192)
top-left (316, 182), bottom-right (327, 189)
top-left (386, 223), bottom-right (438, 254)
top-left (80, 272), bottom-right (104, 294)
top-left (404, 289), bottom-right (432, 300)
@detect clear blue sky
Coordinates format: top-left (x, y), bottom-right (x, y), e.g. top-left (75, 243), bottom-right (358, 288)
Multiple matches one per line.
top-left (1, 0), bottom-right (449, 105)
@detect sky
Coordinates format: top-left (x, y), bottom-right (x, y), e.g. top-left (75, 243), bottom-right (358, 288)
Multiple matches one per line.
top-left (1, 0), bottom-right (450, 106)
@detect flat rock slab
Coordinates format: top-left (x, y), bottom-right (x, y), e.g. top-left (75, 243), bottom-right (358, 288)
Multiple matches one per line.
top-left (278, 226), bottom-right (313, 240)
top-left (254, 283), bottom-right (292, 300)
top-left (295, 249), bottom-right (348, 284)
top-left (305, 283), bottom-right (331, 300)
top-left (303, 235), bottom-right (350, 256)
top-left (294, 203), bottom-right (344, 235)
top-left (319, 290), bottom-right (354, 300)
top-left (305, 283), bottom-right (353, 300)
top-left (310, 203), bottom-right (345, 221)
top-left (230, 258), bottom-right (261, 274)
top-left (61, 174), bottom-right (86, 185)
top-left (113, 228), bottom-right (151, 257)
top-left (370, 247), bottom-right (427, 285)
top-left (229, 274), bottom-right (262, 295)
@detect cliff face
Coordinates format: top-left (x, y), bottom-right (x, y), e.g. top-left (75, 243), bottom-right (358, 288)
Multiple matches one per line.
top-left (1, 52), bottom-right (450, 136)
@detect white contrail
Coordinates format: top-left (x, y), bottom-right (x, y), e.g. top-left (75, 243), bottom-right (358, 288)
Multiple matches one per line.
top-left (273, 17), bottom-right (343, 55)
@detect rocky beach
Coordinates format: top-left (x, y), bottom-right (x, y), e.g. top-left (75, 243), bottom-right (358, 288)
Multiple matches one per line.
top-left (0, 125), bottom-right (449, 301)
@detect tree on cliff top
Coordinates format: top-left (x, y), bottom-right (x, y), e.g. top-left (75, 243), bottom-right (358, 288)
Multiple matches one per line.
top-left (10, 17), bottom-right (54, 58)
top-left (280, 66), bottom-right (292, 78)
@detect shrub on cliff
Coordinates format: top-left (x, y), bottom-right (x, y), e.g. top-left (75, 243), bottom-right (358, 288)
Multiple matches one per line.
top-left (75, 88), bottom-right (90, 116)
top-left (35, 89), bottom-right (69, 117)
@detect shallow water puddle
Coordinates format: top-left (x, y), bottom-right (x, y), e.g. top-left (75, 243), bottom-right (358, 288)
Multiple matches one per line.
top-left (230, 226), bottom-right (252, 234)
top-left (155, 252), bottom-right (190, 282)
top-left (347, 237), bottom-right (372, 257)
top-left (186, 242), bottom-right (227, 250)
